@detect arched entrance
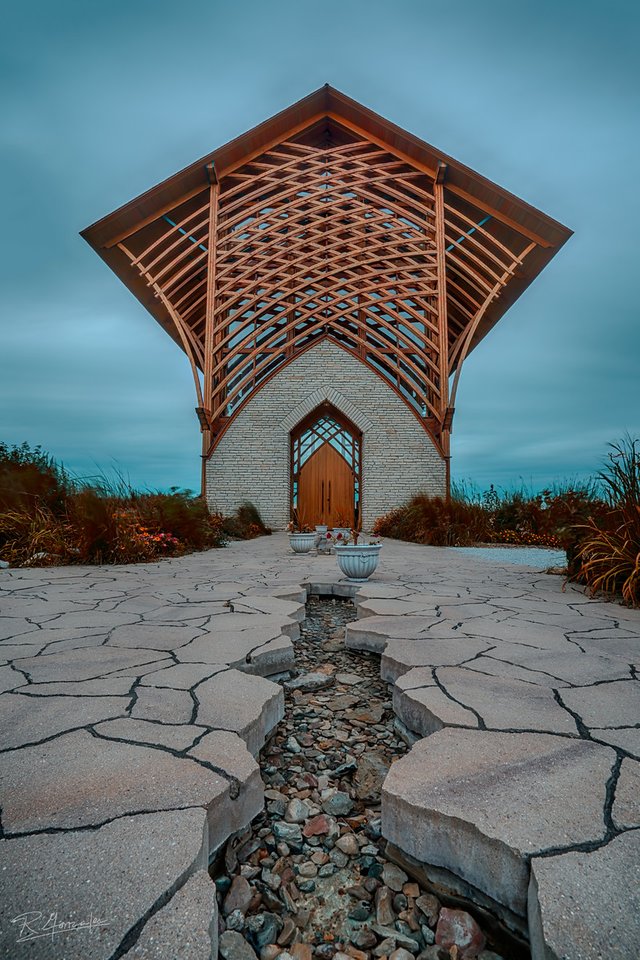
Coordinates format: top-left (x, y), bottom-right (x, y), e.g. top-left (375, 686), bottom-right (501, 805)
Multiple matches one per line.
top-left (291, 404), bottom-right (361, 529)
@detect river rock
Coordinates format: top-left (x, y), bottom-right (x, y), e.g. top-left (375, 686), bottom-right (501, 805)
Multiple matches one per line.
top-left (336, 833), bottom-right (360, 856)
top-left (435, 908), bottom-right (485, 960)
top-left (330, 848), bottom-right (349, 868)
top-left (220, 931), bottom-right (259, 960)
top-left (246, 912), bottom-right (281, 948)
top-left (390, 950), bottom-right (415, 960)
top-left (285, 672), bottom-right (334, 691)
top-left (382, 862), bottom-right (409, 892)
top-left (374, 938), bottom-right (398, 956)
top-left (277, 917), bottom-right (296, 945)
top-left (372, 925), bottom-right (419, 952)
top-left (415, 895), bottom-right (440, 927)
top-left (272, 821), bottom-right (302, 844)
top-left (224, 875), bottom-right (253, 916)
top-left (227, 909), bottom-right (247, 931)
top-left (349, 901), bottom-right (372, 921)
top-left (354, 752), bottom-right (389, 800)
top-left (290, 946), bottom-right (313, 960)
top-left (260, 947), bottom-right (281, 960)
top-left (375, 885), bottom-right (396, 925)
top-left (285, 798), bottom-right (309, 823)
top-left (322, 790), bottom-right (354, 816)
top-left (303, 813), bottom-right (331, 836)
top-left (351, 929), bottom-right (378, 949)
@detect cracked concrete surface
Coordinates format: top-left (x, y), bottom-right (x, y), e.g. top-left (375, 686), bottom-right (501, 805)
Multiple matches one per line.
top-left (0, 541), bottom-right (305, 960)
top-left (345, 542), bottom-right (640, 960)
top-left (1, 535), bottom-right (639, 959)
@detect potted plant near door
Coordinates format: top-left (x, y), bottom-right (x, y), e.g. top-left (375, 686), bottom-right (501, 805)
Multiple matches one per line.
top-left (331, 511), bottom-right (352, 541)
top-left (287, 513), bottom-right (316, 554)
top-left (334, 529), bottom-right (383, 582)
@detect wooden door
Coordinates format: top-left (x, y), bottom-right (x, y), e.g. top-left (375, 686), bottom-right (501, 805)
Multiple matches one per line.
top-left (298, 443), bottom-right (354, 528)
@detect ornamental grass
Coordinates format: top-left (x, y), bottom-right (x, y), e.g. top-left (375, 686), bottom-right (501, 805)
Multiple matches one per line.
top-left (573, 436), bottom-right (640, 606)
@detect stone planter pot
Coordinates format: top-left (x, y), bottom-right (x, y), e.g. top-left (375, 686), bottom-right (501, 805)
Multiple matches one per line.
top-left (315, 524), bottom-right (328, 546)
top-left (334, 543), bottom-right (382, 582)
top-left (331, 527), bottom-right (351, 541)
top-left (289, 532), bottom-right (316, 554)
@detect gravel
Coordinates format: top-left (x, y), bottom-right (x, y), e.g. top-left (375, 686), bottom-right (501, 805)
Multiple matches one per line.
top-left (211, 598), bottom-right (510, 960)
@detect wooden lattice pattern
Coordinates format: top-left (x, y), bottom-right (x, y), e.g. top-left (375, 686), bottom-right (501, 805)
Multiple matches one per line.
top-left (214, 140), bottom-right (440, 419)
top-left (115, 123), bottom-right (540, 458)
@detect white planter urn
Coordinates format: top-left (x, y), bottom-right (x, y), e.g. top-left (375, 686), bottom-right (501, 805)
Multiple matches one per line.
top-left (314, 524), bottom-right (328, 546)
top-left (334, 543), bottom-right (382, 582)
top-left (331, 527), bottom-right (351, 540)
top-left (288, 532), bottom-right (316, 554)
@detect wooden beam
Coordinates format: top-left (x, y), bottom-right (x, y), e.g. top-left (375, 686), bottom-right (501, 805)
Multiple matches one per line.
top-left (204, 175), bottom-right (219, 414)
top-left (434, 163), bottom-right (449, 424)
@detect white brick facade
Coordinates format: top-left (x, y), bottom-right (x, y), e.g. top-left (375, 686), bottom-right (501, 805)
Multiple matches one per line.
top-left (205, 340), bottom-right (445, 529)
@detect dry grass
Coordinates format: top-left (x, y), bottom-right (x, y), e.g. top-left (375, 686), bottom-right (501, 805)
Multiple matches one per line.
top-left (0, 442), bottom-right (270, 567)
top-left (573, 436), bottom-right (640, 606)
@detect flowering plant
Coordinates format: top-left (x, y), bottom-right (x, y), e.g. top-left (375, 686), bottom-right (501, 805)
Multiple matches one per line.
top-left (327, 530), bottom-right (352, 545)
top-left (287, 511), bottom-right (313, 534)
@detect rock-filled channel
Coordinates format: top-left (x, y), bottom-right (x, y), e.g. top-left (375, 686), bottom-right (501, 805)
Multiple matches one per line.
top-left (212, 597), bottom-right (524, 960)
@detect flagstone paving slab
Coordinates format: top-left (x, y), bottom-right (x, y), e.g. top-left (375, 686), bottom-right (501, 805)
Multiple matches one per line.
top-left (195, 669), bottom-right (284, 756)
top-left (0, 808), bottom-right (210, 960)
top-left (380, 636), bottom-right (492, 681)
top-left (121, 870), bottom-right (218, 960)
top-left (0, 729), bottom-right (231, 833)
top-left (0, 692), bottom-right (131, 750)
top-left (15, 646), bottom-right (166, 682)
top-left (382, 729), bottom-right (615, 916)
top-left (93, 717), bottom-right (208, 751)
top-left (435, 666), bottom-right (580, 733)
top-left (528, 831), bottom-right (640, 960)
top-left (393, 683), bottom-right (480, 735)
top-left (590, 726), bottom-right (640, 758)
top-left (611, 758), bottom-right (640, 829)
top-left (131, 685), bottom-right (195, 723)
top-left (560, 679), bottom-right (640, 728)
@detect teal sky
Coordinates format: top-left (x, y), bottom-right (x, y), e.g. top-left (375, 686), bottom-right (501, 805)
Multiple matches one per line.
top-left (1, 0), bottom-right (638, 493)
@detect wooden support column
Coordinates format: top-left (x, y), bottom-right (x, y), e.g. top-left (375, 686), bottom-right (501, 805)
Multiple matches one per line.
top-left (202, 164), bottom-right (219, 498)
top-left (434, 161), bottom-right (452, 498)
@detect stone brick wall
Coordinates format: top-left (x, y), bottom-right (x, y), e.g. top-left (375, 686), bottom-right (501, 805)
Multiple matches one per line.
top-left (205, 340), bottom-right (445, 528)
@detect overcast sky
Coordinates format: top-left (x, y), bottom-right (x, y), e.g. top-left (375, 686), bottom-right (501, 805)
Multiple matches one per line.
top-left (1, 0), bottom-right (638, 494)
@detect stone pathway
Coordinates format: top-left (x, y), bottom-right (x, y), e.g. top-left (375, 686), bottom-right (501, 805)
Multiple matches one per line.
top-left (0, 535), bottom-right (638, 960)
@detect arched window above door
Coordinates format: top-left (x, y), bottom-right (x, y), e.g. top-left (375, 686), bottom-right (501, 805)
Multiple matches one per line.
top-left (291, 404), bottom-right (361, 528)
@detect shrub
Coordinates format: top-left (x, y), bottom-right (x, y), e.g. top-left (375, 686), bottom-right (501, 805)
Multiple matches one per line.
top-left (373, 493), bottom-right (491, 546)
top-left (573, 437), bottom-right (640, 606)
top-left (0, 442), bottom-right (229, 566)
top-left (0, 442), bottom-right (69, 515)
top-left (222, 501), bottom-right (271, 540)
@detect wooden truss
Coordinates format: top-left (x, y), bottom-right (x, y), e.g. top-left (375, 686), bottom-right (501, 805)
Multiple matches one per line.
top-left (82, 86), bottom-right (571, 490)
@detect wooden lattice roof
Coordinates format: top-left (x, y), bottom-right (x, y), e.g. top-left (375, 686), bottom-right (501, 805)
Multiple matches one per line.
top-left (81, 85), bottom-right (571, 453)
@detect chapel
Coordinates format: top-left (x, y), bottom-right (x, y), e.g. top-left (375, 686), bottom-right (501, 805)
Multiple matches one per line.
top-left (82, 86), bottom-right (571, 528)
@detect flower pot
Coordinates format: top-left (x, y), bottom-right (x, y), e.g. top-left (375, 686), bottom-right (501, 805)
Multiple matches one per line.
top-left (314, 524), bottom-right (328, 546)
top-left (288, 532), bottom-right (316, 554)
top-left (334, 543), bottom-right (382, 582)
top-left (331, 527), bottom-right (351, 540)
